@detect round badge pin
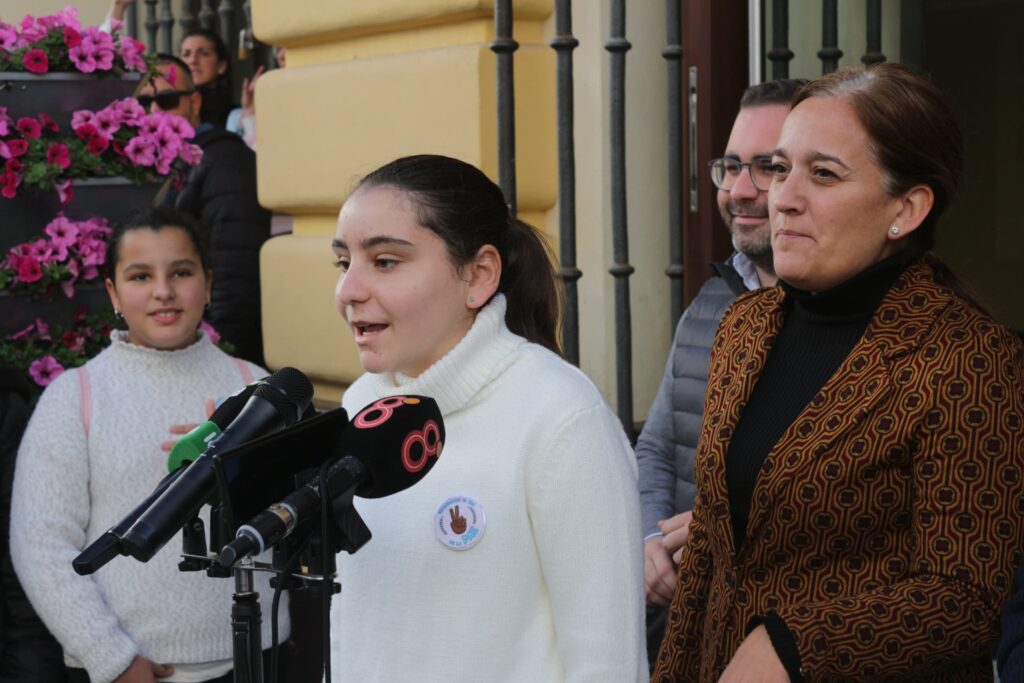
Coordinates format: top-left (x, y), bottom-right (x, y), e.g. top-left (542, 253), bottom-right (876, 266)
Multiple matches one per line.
top-left (435, 496), bottom-right (486, 551)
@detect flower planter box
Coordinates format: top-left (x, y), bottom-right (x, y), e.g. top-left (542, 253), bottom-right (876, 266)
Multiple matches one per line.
top-left (0, 72), bottom-right (143, 132)
top-left (0, 283), bottom-right (111, 336)
top-left (2, 177), bottom-right (162, 253)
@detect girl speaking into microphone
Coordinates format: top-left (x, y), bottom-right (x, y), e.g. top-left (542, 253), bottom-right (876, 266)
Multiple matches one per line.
top-left (330, 155), bottom-right (646, 681)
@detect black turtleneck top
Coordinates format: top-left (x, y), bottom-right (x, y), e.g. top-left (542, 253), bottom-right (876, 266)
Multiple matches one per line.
top-left (725, 247), bottom-right (925, 553)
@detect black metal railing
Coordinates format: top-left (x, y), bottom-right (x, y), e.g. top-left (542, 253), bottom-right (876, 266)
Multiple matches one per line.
top-left (605, 0), bottom-right (635, 440)
top-left (818, 0), bottom-right (842, 74)
top-left (550, 0), bottom-right (582, 366)
top-left (768, 0), bottom-right (794, 78)
top-left (128, 0), bottom-right (274, 94)
top-left (490, 0), bottom-right (518, 216)
top-left (862, 0), bottom-right (885, 65)
top-left (766, 0), bottom-right (887, 79)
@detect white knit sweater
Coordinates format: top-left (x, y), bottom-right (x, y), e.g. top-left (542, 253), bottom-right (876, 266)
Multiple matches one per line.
top-left (331, 296), bottom-right (646, 682)
top-left (10, 332), bottom-right (290, 683)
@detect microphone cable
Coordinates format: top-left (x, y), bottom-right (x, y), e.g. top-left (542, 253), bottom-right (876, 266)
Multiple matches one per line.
top-left (319, 458), bottom-right (334, 683)
top-left (269, 534), bottom-right (304, 683)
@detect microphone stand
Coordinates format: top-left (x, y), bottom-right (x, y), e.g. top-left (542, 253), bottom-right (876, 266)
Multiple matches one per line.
top-left (182, 452), bottom-right (371, 683)
top-left (231, 556), bottom-right (264, 683)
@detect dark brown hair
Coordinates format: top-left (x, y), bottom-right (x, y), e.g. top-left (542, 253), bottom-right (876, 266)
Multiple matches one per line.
top-left (793, 63), bottom-right (982, 309)
top-left (105, 206), bottom-right (210, 281)
top-left (793, 63), bottom-right (962, 247)
top-left (740, 78), bottom-right (807, 108)
top-left (354, 155), bottom-right (561, 355)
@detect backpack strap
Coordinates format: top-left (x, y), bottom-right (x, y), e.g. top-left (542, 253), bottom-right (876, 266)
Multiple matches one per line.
top-left (234, 358), bottom-right (254, 385)
top-left (77, 366), bottom-right (92, 436)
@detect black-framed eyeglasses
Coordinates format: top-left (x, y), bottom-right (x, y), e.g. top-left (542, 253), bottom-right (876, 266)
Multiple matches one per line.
top-left (708, 157), bottom-right (774, 192)
top-left (136, 89), bottom-right (195, 112)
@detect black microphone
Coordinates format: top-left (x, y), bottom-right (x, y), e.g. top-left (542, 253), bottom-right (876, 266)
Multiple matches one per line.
top-left (72, 378), bottom-right (270, 575)
top-left (217, 395), bottom-right (444, 567)
top-left (72, 468), bottom-right (185, 575)
top-left (165, 380), bottom-right (265, 472)
top-left (120, 367), bottom-right (314, 562)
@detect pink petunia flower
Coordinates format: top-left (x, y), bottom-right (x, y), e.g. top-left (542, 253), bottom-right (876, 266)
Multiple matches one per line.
top-left (76, 237), bottom-right (107, 267)
top-left (46, 143), bottom-right (70, 169)
top-left (28, 356), bottom-right (65, 387)
top-left (59, 7), bottom-right (82, 30)
top-left (68, 43), bottom-right (97, 73)
top-left (45, 215), bottom-right (80, 248)
top-left (94, 47), bottom-right (115, 72)
top-left (71, 110), bottom-right (96, 130)
top-left (38, 113), bottom-right (59, 133)
top-left (5, 158), bottom-right (23, 174)
top-left (62, 331), bottom-right (85, 353)
top-left (86, 136), bottom-right (109, 155)
top-left (7, 323), bottom-right (37, 342)
top-left (74, 123), bottom-right (99, 141)
top-left (78, 217), bottom-right (112, 240)
top-left (159, 114), bottom-right (194, 140)
top-left (118, 36), bottom-right (147, 72)
top-left (63, 26), bottom-right (82, 49)
top-left (178, 143), bottom-right (203, 166)
top-left (138, 116), bottom-right (161, 137)
top-left (55, 179), bottom-right (73, 205)
top-left (2, 139), bottom-right (28, 158)
top-left (15, 117), bottom-right (41, 139)
top-left (34, 319), bottom-right (51, 341)
top-left (114, 98), bottom-right (145, 126)
top-left (124, 137), bottom-right (156, 167)
top-left (0, 170), bottom-right (20, 198)
top-left (23, 49), bottom-right (49, 74)
top-left (25, 239), bottom-right (54, 263)
top-left (0, 23), bottom-right (18, 51)
top-left (0, 107), bottom-right (9, 137)
top-left (15, 255), bottom-right (42, 282)
top-left (50, 242), bottom-right (69, 262)
top-left (94, 108), bottom-right (121, 139)
top-left (151, 124), bottom-right (181, 156)
top-left (154, 148), bottom-right (176, 175)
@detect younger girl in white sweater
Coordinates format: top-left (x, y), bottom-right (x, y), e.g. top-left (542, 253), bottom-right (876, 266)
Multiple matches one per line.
top-left (10, 207), bottom-right (287, 683)
top-left (329, 155), bottom-right (646, 681)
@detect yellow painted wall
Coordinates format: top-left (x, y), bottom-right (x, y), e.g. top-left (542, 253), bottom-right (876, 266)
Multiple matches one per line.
top-left (1, 1), bottom-right (108, 26)
top-left (254, 1), bottom-right (562, 404)
top-left (255, 0), bottom-right (673, 420)
top-left (252, 0), bottom-right (551, 45)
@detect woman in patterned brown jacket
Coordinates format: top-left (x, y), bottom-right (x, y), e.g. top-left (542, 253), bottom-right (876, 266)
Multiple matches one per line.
top-left (653, 63), bottom-right (1024, 683)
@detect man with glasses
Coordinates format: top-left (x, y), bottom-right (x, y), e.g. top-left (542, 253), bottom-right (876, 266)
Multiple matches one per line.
top-left (136, 55), bottom-right (271, 366)
top-left (636, 79), bottom-right (805, 667)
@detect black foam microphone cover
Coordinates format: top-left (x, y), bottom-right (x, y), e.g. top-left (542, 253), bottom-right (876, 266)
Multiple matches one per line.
top-left (343, 395), bottom-right (445, 498)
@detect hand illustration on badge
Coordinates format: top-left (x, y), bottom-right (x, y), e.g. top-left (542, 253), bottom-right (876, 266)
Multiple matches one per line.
top-left (449, 505), bottom-right (468, 535)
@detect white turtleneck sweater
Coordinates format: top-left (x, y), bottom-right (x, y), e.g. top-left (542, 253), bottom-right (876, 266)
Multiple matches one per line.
top-left (331, 296), bottom-right (646, 682)
top-left (10, 332), bottom-right (290, 683)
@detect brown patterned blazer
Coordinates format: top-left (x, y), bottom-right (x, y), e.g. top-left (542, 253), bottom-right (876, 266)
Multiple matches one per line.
top-left (652, 261), bottom-right (1024, 682)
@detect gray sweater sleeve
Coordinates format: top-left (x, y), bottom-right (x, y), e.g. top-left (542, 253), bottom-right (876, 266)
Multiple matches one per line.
top-left (635, 326), bottom-right (683, 539)
top-left (10, 371), bottom-right (138, 682)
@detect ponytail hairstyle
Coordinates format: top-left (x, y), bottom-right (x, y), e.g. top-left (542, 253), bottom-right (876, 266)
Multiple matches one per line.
top-left (355, 155), bottom-right (562, 355)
